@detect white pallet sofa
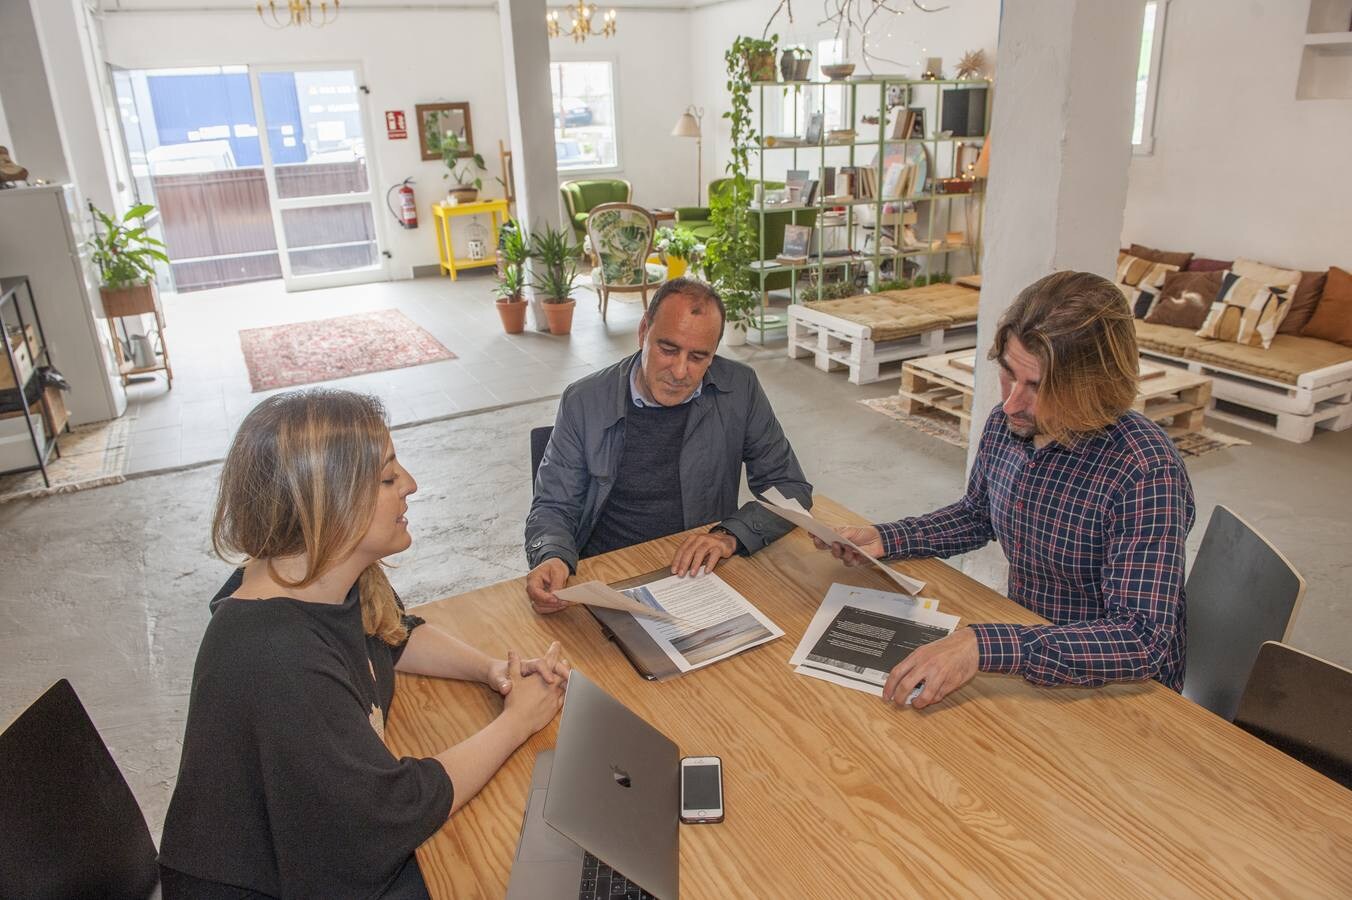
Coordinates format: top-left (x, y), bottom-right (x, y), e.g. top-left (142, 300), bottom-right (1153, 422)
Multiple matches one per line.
top-left (1135, 320), bottom-right (1352, 443)
top-left (787, 283), bottom-right (980, 385)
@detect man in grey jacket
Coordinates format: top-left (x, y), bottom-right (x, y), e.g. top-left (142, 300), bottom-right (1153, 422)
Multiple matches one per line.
top-left (524, 278), bottom-right (813, 614)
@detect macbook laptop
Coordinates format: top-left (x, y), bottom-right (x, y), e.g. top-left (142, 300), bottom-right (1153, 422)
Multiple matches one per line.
top-left (505, 670), bottom-right (679, 900)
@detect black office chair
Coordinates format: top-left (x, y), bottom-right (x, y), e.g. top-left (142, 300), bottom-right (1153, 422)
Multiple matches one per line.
top-left (1182, 506), bottom-right (1305, 721)
top-left (1234, 641), bottom-right (1352, 789)
top-left (530, 425), bottom-right (554, 485)
top-left (0, 679), bottom-right (160, 899)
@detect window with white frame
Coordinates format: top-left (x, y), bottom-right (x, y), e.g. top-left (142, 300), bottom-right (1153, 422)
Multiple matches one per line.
top-left (550, 61), bottom-right (619, 171)
top-left (776, 38), bottom-right (847, 139)
top-left (1132, 0), bottom-right (1168, 154)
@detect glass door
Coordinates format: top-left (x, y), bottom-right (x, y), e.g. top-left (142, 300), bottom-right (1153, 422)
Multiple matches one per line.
top-left (249, 66), bottom-right (386, 290)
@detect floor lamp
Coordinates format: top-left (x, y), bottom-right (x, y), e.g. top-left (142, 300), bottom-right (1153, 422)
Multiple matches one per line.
top-left (671, 105), bottom-right (704, 205)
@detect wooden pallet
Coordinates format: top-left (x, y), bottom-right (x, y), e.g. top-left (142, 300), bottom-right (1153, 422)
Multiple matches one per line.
top-left (787, 305), bottom-right (977, 385)
top-left (896, 352), bottom-right (1216, 443)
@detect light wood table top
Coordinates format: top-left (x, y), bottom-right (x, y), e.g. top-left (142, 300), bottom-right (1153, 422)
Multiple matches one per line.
top-left (385, 496), bottom-right (1352, 898)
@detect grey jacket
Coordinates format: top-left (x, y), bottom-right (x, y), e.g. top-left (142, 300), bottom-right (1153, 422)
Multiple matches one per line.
top-left (524, 352), bottom-right (813, 571)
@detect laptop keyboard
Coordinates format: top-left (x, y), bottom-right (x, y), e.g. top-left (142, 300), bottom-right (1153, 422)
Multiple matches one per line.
top-left (579, 852), bottom-right (657, 900)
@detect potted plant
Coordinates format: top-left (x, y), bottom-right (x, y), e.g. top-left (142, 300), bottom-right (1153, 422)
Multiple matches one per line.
top-left (530, 223), bottom-right (581, 335)
top-left (655, 226), bottom-right (701, 279)
top-left (427, 111), bottom-right (487, 204)
top-left (732, 34), bottom-right (778, 83)
top-left (706, 38), bottom-right (766, 345)
top-left (494, 221), bottom-right (530, 334)
top-left (87, 202), bottom-right (169, 323)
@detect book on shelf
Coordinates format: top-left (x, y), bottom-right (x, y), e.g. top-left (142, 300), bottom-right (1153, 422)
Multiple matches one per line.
top-left (891, 106), bottom-right (926, 140)
top-left (802, 179), bottom-right (819, 205)
top-left (777, 224), bottom-right (813, 265)
top-left (820, 166), bottom-right (836, 196)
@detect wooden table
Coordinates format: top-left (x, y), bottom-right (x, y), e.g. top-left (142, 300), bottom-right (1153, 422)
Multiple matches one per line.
top-left (900, 351), bottom-right (1214, 443)
top-left (385, 496), bottom-right (1352, 898)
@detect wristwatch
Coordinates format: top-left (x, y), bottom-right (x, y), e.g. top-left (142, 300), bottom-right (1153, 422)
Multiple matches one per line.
top-left (709, 525), bottom-right (741, 553)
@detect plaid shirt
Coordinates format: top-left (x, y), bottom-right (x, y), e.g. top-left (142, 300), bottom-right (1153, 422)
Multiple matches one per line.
top-left (877, 407), bottom-right (1194, 690)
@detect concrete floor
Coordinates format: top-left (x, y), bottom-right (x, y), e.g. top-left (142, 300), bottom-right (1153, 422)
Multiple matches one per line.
top-left (2, 275), bottom-right (1349, 843)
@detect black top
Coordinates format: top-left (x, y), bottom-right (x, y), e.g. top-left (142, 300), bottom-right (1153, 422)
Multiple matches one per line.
top-left (158, 570), bottom-right (454, 900)
top-left (581, 401), bottom-right (691, 558)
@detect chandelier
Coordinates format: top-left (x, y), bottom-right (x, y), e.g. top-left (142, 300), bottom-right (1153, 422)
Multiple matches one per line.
top-left (546, 1), bottom-right (617, 42)
top-left (257, 0), bottom-right (340, 29)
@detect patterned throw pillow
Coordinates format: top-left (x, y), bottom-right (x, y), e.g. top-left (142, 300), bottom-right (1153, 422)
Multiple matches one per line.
top-left (1116, 252), bottom-right (1180, 319)
top-left (1145, 270), bottom-right (1225, 330)
top-left (1195, 272), bottom-right (1292, 349)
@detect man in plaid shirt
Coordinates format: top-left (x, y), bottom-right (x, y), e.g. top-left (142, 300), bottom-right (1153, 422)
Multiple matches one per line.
top-left (819, 271), bottom-right (1195, 708)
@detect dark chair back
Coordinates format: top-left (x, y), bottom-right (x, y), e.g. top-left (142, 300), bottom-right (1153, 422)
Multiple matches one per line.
top-left (0, 679), bottom-right (159, 899)
top-left (1182, 506), bottom-right (1304, 720)
top-left (1234, 642), bottom-right (1352, 789)
top-left (530, 425), bottom-right (554, 485)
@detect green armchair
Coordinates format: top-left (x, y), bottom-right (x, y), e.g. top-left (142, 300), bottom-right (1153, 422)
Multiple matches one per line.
top-left (674, 178), bottom-right (818, 290)
top-left (560, 179), bottom-right (632, 243)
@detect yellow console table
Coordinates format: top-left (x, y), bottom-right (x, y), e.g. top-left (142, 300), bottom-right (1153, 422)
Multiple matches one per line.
top-left (432, 198), bottom-right (508, 280)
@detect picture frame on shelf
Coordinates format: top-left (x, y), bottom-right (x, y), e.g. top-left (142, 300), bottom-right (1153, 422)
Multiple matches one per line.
top-left (803, 112), bottom-right (824, 144)
top-left (778, 224), bottom-right (812, 265)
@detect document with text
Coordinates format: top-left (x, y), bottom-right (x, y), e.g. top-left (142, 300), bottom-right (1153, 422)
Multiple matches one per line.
top-left (790, 583), bottom-right (959, 697)
top-left (621, 572), bottom-right (784, 673)
top-left (755, 488), bottom-right (927, 596)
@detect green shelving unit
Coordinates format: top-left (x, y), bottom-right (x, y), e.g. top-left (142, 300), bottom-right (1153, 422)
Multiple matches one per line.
top-left (745, 76), bottom-right (993, 341)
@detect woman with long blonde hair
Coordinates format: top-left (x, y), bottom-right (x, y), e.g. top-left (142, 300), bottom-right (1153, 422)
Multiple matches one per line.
top-left (158, 389), bottom-right (568, 899)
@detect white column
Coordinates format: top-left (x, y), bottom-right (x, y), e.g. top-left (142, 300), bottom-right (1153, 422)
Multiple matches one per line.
top-left (962, 0), bottom-right (1145, 587)
top-left (0, 0), bottom-right (70, 184)
top-left (499, 0), bottom-right (562, 331)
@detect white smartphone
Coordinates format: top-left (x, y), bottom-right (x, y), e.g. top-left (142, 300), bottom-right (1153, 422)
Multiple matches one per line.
top-left (680, 756), bottom-right (724, 824)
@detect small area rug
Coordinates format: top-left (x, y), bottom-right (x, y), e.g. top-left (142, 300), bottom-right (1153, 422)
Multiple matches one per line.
top-left (0, 416), bottom-right (133, 503)
top-left (239, 309), bottom-right (455, 392)
top-left (860, 395), bottom-right (1249, 458)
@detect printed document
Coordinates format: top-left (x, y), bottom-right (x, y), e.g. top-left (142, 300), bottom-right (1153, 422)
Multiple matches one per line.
top-left (790, 583), bottom-right (959, 697)
top-left (620, 572), bottom-right (784, 673)
top-left (756, 488), bottom-right (927, 596)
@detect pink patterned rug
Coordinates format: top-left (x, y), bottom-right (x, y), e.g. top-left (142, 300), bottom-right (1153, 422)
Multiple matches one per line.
top-left (239, 309), bottom-right (455, 392)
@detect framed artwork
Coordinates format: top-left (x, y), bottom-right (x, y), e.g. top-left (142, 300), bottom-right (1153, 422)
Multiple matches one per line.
top-left (415, 102), bottom-right (474, 161)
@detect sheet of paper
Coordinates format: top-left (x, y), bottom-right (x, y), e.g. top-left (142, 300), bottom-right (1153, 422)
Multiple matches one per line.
top-left (793, 662), bottom-right (922, 704)
top-left (620, 572), bottom-right (784, 673)
top-left (754, 496), bottom-right (927, 596)
top-left (554, 580), bottom-right (681, 623)
top-left (788, 583), bottom-right (959, 696)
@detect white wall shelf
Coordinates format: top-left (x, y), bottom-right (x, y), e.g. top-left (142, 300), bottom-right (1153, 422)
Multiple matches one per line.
top-left (1299, 0), bottom-right (1352, 98)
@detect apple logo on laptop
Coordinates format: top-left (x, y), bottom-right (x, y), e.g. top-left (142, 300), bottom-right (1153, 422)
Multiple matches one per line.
top-left (610, 764), bottom-right (632, 788)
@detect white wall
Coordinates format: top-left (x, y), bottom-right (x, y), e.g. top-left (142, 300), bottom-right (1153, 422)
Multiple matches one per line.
top-left (1123, 0), bottom-right (1352, 271)
top-left (552, 11), bottom-right (695, 210)
top-left (98, 6), bottom-right (693, 277)
top-left (688, 0), bottom-right (1001, 184)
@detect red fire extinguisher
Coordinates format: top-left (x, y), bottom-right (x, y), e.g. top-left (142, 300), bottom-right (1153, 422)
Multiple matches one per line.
top-left (386, 177), bottom-right (418, 229)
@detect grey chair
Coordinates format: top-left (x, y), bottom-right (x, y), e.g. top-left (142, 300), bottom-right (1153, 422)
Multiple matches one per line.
top-left (0, 679), bottom-right (160, 899)
top-left (1233, 641), bottom-right (1352, 789)
top-left (530, 425), bottom-right (554, 485)
top-left (1182, 506), bottom-right (1305, 720)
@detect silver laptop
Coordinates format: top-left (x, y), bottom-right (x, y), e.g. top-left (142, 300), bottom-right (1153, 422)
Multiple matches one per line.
top-left (506, 670), bottom-right (679, 900)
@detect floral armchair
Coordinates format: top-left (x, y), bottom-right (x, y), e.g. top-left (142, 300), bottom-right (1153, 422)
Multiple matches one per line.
top-left (586, 203), bottom-right (660, 321)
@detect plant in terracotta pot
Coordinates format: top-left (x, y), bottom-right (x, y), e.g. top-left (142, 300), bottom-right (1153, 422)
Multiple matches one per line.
top-left (655, 226), bottom-right (701, 279)
top-left (87, 202), bottom-right (169, 329)
top-left (427, 111), bottom-right (487, 204)
top-left (530, 223), bottom-right (581, 335)
top-left (494, 221), bottom-right (530, 334)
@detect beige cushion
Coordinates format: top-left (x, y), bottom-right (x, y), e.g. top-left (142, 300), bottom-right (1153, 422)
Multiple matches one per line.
top-left (1195, 272), bottom-right (1292, 349)
top-left (1184, 334), bottom-right (1352, 385)
top-left (804, 295), bottom-right (952, 342)
top-left (1117, 252), bottom-right (1180, 318)
top-left (877, 284), bottom-right (980, 323)
top-left (1134, 319), bottom-right (1215, 357)
top-left (1233, 257), bottom-right (1301, 305)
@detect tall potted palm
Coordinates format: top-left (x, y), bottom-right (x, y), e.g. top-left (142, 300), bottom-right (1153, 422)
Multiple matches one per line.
top-left (530, 224), bottom-right (581, 335)
top-left (495, 222), bottom-right (529, 334)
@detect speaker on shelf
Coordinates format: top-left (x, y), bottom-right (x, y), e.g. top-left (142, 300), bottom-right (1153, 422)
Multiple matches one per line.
top-left (941, 87), bottom-right (988, 138)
